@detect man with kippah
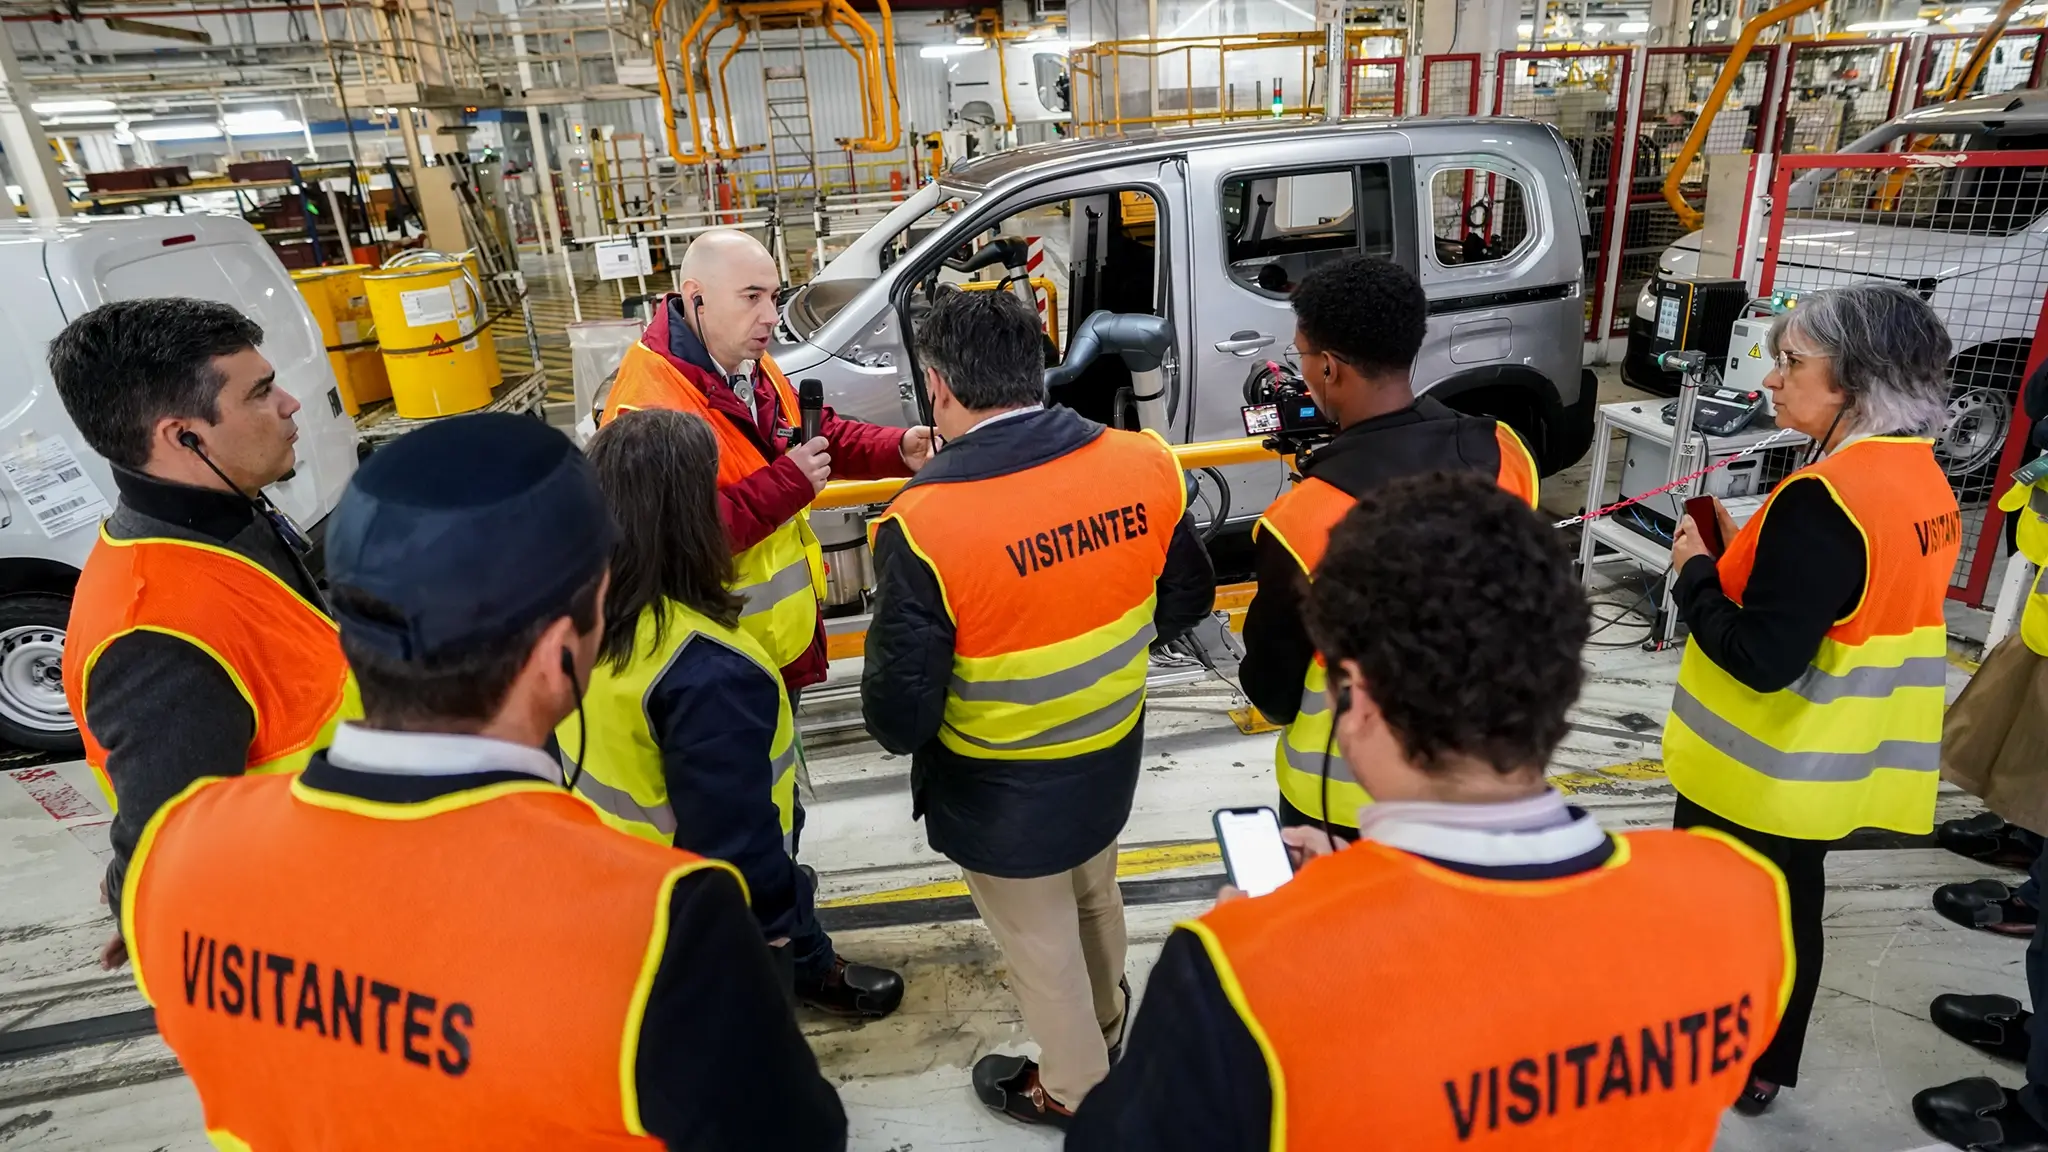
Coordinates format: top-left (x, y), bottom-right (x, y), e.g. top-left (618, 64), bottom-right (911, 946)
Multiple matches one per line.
top-left (117, 414), bottom-right (846, 1150)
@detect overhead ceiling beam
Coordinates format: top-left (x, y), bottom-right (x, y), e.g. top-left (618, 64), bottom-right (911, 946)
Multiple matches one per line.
top-left (102, 15), bottom-right (213, 40)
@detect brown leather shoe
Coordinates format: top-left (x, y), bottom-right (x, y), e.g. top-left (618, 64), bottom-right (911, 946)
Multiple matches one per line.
top-left (972, 1054), bottom-right (1074, 1129)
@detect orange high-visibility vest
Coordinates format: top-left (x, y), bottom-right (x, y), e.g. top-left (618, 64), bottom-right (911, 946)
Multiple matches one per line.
top-left (122, 770), bottom-right (743, 1151)
top-left (1253, 423), bottom-right (1539, 826)
top-left (1666, 436), bottom-right (1961, 839)
top-left (63, 530), bottom-right (357, 806)
top-left (1188, 828), bottom-right (1793, 1149)
top-left (602, 346), bottom-right (826, 668)
top-left (874, 428), bottom-right (1185, 759)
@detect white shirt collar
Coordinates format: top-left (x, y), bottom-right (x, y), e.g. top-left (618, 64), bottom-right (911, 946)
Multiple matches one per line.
top-left (963, 404), bottom-right (1043, 437)
top-left (327, 722), bottom-right (563, 784)
top-left (1352, 788), bottom-right (1609, 868)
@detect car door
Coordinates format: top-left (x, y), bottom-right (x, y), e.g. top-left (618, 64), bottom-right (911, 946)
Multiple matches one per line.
top-left (1185, 136), bottom-right (1418, 523)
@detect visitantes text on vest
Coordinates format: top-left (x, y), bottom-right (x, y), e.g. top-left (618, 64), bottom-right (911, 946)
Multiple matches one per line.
top-left (176, 931), bottom-right (474, 1077)
top-left (1443, 994), bottom-right (1754, 1141)
top-left (1004, 502), bottom-right (1152, 577)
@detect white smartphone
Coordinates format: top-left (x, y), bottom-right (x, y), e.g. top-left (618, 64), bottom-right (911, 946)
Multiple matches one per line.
top-left (1214, 806), bottom-right (1294, 898)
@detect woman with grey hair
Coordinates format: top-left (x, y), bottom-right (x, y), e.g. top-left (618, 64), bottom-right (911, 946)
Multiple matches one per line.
top-left (1660, 284), bottom-right (1962, 1116)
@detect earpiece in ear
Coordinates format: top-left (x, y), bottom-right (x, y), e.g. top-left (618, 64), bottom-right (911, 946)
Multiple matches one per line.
top-left (1331, 671), bottom-right (1352, 717)
top-left (559, 647), bottom-right (576, 677)
top-left (178, 430), bottom-right (202, 450)
top-left (692, 294), bottom-right (705, 309)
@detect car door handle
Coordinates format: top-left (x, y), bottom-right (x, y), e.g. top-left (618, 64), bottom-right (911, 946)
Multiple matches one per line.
top-left (1214, 331), bottom-right (1274, 355)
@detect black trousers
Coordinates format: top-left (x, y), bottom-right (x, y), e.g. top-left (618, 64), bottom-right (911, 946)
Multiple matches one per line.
top-left (1672, 793), bottom-right (1833, 1088)
top-left (2019, 841), bottom-right (2048, 1129)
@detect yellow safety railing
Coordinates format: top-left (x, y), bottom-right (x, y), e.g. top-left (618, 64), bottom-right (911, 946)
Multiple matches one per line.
top-left (1662, 0), bottom-right (1826, 230)
top-left (811, 434), bottom-right (1278, 509)
top-left (1068, 30), bottom-right (1398, 135)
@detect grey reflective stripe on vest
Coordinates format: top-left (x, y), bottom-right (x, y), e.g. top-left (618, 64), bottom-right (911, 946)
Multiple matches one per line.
top-left (771, 743), bottom-right (798, 780)
top-left (2033, 486), bottom-right (2048, 518)
top-left (1296, 681), bottom-right (1328, 718)
top-left (1783, 655), bottom-right (1948, 706)
top-left (736, 558), bottom-right (812, 617)
top-left (571, 768), bottom-right (678, 835)
top-left (948, 625), bottom-right (1158, 706)
top-left (1669, 686), bottom-right (1938, 781)
top-left (1279, 735), bottom-right (1356, 784)
top-left (2036, 563), bottom-right (2048, 596)
top-left (946, 685), bottom-right (1145, 752)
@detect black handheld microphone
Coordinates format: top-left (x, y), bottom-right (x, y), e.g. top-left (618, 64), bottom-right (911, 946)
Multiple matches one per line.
top-left (798, 378), bottom-right (824, 445)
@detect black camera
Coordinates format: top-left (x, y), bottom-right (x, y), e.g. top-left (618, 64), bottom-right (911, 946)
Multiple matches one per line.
top-left (1241, 359), bottom-right (1338, 457)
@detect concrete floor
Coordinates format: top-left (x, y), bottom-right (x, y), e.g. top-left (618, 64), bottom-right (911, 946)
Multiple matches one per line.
top-left (0, 615), bottom-right (2016, 1151)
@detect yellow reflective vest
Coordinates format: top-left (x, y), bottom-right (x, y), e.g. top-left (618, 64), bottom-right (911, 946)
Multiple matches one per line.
top-left (1665, 437), bottom-right (1960, 839)
top-left (558, 600), bottom-right (797, 848)
top-left (1998, 475), bottom-right (2048, 657)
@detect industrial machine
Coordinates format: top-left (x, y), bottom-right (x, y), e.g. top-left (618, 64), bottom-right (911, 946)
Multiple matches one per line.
top-left (1622, 275), bottom-right (1750, 396)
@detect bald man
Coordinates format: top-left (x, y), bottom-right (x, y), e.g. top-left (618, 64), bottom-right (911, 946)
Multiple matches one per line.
top-left (606, 230), bottom-right (932, 696)
top-left (602, 229), bottom-right (919, 1020)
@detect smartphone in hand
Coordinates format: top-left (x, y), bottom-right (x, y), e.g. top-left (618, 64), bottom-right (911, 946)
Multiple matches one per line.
top-left (1214, 806), bottom-right (1295, 898)
top-left (1683, 495), bottom-right (1725, 556)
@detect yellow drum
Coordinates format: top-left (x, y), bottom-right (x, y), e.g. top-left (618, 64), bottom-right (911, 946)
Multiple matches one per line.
top-left (362, 261), bottom-right (500, 419)
top-left (291, 265), bottom-right (391, 416)
top-left (459, 253), bottom-right (503, 374)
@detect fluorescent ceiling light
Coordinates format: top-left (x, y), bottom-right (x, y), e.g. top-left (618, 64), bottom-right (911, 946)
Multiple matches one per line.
top-left (1517, 21), bottom-right (1534, 33)
top-left (223, 108), bottom-right (286, 128)
top-left (1619, 20), bottom-right (1651, 31)
top-left (1706, 16), bottom-right (1723, 26)
top-left (136, 122), bottom-right (223, 141)
top-left (919, 43), bottom-right (985, 57)
top-left (1846, 17), bottom-right (1928, 28)
top-left (955, 34), bottom-right (985, 45)
top-left (1582, 20), bottom-right (1607, 32)
top-left (34, 99), bottom-right (116, 114)
top-left (228, 119), bottom-right (306, 136)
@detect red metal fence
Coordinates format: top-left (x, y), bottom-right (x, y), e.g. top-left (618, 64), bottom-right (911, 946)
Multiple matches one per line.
top-left (1494, 48), bottom-right (1635, 341)
top-left (1758, 149), bottom-right (2048, 604)
top-left (1420, 52), bottom-right (1481, 116)
top-left (1344, 56), bottom-right (1407, 116)
top-left (1909, 29), bottom-right (2047, 109)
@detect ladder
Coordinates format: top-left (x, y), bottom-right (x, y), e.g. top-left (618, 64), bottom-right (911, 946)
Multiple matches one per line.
top-left (761, 42), bottom-right (822, 211)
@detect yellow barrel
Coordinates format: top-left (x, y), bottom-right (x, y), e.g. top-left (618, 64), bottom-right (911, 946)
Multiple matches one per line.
top-left (361, 261), bottom-right (500, 419)
top-left (291, 265), bottom-right (391, 416)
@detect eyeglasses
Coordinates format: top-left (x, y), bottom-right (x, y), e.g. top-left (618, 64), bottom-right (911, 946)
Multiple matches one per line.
top-left (1772, 348), bottom-right (1830, 373)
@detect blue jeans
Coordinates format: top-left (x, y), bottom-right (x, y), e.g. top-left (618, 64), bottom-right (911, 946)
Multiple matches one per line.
top-left (2018, 835), bottom-right (2048, 1127)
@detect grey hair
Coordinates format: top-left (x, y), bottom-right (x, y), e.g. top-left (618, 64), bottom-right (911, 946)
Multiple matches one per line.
top-left (1767, 285), bottom-right (1952, 439)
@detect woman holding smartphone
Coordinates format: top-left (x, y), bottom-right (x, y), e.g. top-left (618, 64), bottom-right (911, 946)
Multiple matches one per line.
top-left (566, 408), bottom-right (905, 1019)
top-left (1664, 284), bottom-right (1959, 1116)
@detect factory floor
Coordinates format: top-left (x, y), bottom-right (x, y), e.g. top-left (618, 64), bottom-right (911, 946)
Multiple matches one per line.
top-left (0, 615), bottom-right (2015, 1151)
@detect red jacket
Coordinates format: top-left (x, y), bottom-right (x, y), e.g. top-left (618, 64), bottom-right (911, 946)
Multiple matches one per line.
top-left (639, 296), bottom-right (911, 690)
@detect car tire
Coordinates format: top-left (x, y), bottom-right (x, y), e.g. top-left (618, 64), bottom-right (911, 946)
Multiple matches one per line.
top-left (1937, 342), bottom-right (2030, 496)
top-left (0, 592), bottom-right (82, 754)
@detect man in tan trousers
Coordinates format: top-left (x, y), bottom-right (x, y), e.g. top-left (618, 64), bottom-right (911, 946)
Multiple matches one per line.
top-left (860, 289), bottom-right (1216, 1126)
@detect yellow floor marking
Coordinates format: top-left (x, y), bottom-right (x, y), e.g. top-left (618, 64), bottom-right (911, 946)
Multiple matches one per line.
top-left (1229, 705), bottom-right (1280, 734)
top-left (1549, 758), bottom-right (1666, 796)
top-left (819, 840), bottom-right (1224, 908)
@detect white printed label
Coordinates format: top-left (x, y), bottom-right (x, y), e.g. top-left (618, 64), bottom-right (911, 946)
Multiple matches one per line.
top-left (450, 279), bottom-right (473, 318)
top-left (462, 337), bottom-right (480, 353)
top-left (346, 294), bottom-right (369, 314)
top-left (337, 320), bottom-right (360, 346)
top-left (399, 284), bottom-right (457, 327)
top-left (0, 435), bottom-right (112, 539)
top-left (594, 241), bottom-right (642, 281)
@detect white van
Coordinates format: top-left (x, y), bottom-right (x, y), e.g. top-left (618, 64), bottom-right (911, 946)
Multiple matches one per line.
top-left (0, 213), bottom-right (358, 751)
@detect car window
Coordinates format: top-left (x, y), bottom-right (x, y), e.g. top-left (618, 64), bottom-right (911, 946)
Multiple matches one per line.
top-left (1221, 165), bottom-right (1393, 298)
top-left (1429, 166), bottom-right (1532, 267)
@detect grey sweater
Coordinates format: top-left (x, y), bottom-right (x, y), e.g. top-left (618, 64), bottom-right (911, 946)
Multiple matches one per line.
top-left (89, 466), bottom-right (324, 909)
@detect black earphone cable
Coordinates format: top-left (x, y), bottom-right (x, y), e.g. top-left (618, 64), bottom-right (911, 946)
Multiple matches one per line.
top-left (178, 431), bottom-right (313, 557)
top-left (560, 648), bottom-right (588, 792)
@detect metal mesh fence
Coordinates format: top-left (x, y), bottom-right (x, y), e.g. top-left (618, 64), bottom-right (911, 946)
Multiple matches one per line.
top-left (1760, 150), bottom-right (2048, 603)
top-left (1496, 48), bottom-right (1632, 340)
top-left (1420, 53), bottom-right (1480, 116)
top-left (1773, 40), bottom-right (1909, 155)
top-left (1345, 57), bottom-right (1406, 116)
top-left (1911, 29), bottom-right (2046, 108)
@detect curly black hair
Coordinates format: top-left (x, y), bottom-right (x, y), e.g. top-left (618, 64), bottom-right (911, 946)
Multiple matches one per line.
top-left (1289, 255), bottom-right (1427, 377)
top-left (1305, 472), bottom-right (1588, 775)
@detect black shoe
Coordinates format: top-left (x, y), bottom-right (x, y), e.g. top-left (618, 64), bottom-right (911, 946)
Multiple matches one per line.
top-left (972, 1053), bottom-right (1073, 1129)
top-left (1941, 814), bottom-right (2043, 870)
top-left (1914, 1077), bottom-right (2048, 1151)
top-left (795, 954), bottom-right (905, 1019)
top-left (1733, 1076), bottom-right (1780, 1116)
top-left (1933, 994), bottom-right (2035, 1063)
top-left (1935, 880), bottom-right (2040, 937)
top-left (1106, 976), bottom-right (1133, 1065)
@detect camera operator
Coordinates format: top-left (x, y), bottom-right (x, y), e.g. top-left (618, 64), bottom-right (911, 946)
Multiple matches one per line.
top-left (1240, 255), bottom-right (1541, 840)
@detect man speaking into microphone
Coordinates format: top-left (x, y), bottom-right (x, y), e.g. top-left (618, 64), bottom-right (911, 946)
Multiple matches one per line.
top-left (602, 228), bottom-right (930, 1018)
top-left (604, 228), bottom-right (935, 696)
